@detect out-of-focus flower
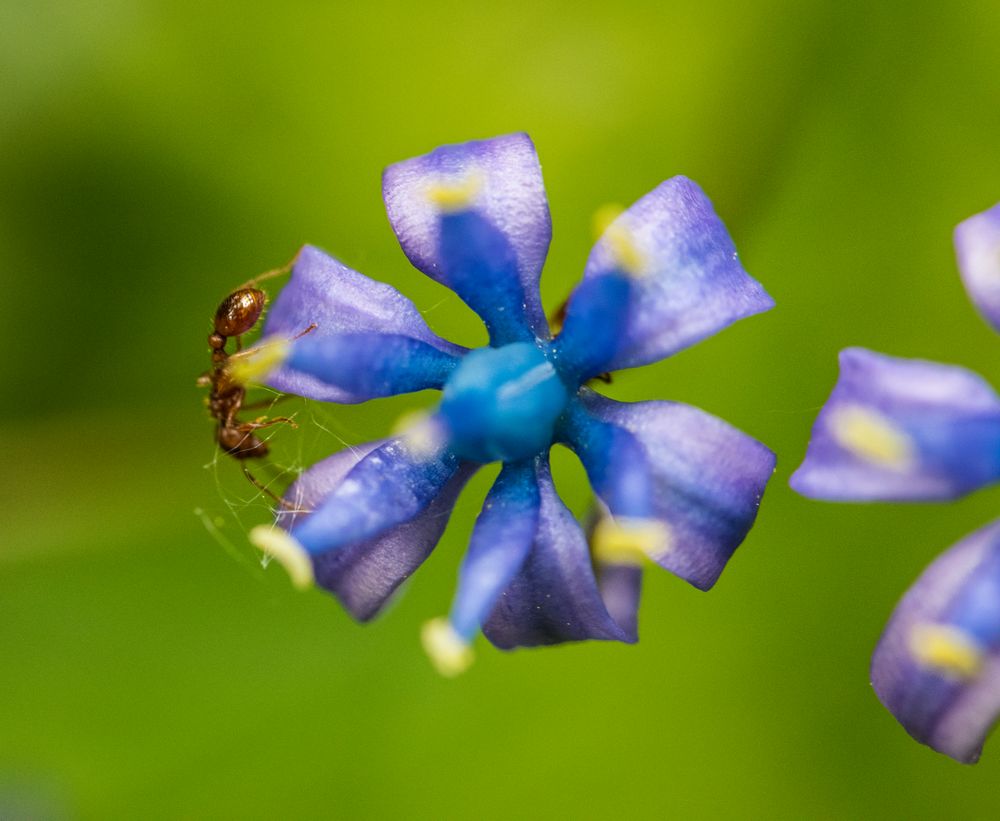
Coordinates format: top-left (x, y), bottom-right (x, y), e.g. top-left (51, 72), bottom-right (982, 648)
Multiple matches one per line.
top-left (791, 200), bottom-right (1000, 762)
top-left (242, 134), bottom-right (775, 675)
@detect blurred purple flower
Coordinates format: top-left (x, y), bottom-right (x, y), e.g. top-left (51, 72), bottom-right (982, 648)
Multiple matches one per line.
top-left (244, 134), bottom-right (775, 675)
top-left (792, 200), bottom-right (1000, 762)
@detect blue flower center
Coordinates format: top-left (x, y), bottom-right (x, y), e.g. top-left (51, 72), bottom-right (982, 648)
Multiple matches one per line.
top-left (440, 342), bottom-right (569, 463)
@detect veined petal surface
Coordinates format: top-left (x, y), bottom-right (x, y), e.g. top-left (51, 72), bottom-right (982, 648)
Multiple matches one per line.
top-left (262, 245), bottom-right (465, 402)
top-left (277, 441), bottom-right (476, 621)
top-left (871, 519), bottom-right (1000, 763)
top-left (583, 392), bottom-right (775, 590)
top-left (383, 133), bottom-right (551, 340)
top-left (482, 458), bottom-right (634, 648)
top-left (580, 176), bottom-right (773, 371)
top-left (791, 348), bottom-right (1000, 501)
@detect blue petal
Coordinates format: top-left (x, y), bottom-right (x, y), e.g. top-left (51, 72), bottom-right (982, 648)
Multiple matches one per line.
top-left (558, 397), bottom-right (654, 520)
top-left (482, 457), bottom-right (634, 649)
top-left (576, 176), bottom-right (773, 371)
top-left (547, 273), bottom-right (632, 382)
top-left (262, 245), bottom-right (465, 402)
top-left (791, 348), bottom-right (1000, 501)
top-left (289, 438), bottom-right (460, 557)
top-left (383, 134), bottom-right (551, 342)
top-left (287, 333), bottom-right (460, 402)
top-left (447, 460), bottom-right (540, 641)
top-left (955, 201), bottom-right (1000, 334)
top-left (871, 519), bottom-right (1000, 763)
top-left (581, 392), bottom-right (775, 590)
top-left (277, 441), bottom-right (476, 620)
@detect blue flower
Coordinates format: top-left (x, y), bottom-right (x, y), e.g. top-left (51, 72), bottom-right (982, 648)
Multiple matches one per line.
top-left (792, 200), bottom-right (1000, 762)
top-left (244, 134), bottom-right (775, 675)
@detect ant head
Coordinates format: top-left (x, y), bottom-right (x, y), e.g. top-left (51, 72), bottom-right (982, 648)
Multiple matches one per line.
top-left (214, 288), bottom-right (266, 338)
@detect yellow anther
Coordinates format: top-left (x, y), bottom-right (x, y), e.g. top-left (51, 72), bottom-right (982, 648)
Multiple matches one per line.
top-left (591, 203), bottom-right (625, 241)
top-left (604, 222), bottom-right (646, 277)
top-left (421, 618), bottom-right (474, 677)
top-left (392, 409), bottom-right (446, 459)
top-left (227, 337), bottom-right (291, 386)
top-left (827, 403), bottom-right (915, 470)
top-left (249, 525), bottom-right (314, 590)
top-left (592, 516), bottom-right (671, 566)
top-left (426, 173), bottom-right (482, 213)
top-left (909, 623), bottom-right (984, 680)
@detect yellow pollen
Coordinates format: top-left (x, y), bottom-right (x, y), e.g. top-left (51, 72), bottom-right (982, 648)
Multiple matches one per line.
top-left (592, 516), bottom-right (670, 566)
top-left (591, 203), bottom-right (625, 241)
top-left (421, 618), bottom-right (474, 677)
top-left (227, 337), bottom-right (291, 386)
top-left (909, 623), bottom-right (984, 680)
top-left (249, 525), bottom-right (314, 590)
top-left (426, 173), bottom-right (482, 212)
top-left (392, 409), bottom-right (446, 459)
top-left (827, 403), bottom-right (915, 470)
top-left (604, 223), bottom-right (646, 276)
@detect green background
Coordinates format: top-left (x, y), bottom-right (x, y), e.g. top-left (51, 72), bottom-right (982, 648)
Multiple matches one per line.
top-left (3, 1), bottom-right (1000, 818)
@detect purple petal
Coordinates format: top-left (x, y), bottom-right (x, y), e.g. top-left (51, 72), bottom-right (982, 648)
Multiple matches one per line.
top-left (790, 348), bottom-right (1000, 501)
top-left (871, 519), bottom-right (1000, 763)
top-left (580, 177), bottom-right (773, 371)
top-left (447, 460), bottom-right (540, 641)
top-left (955, 201), bottom-right (1000, 333)
top-left (595, 563), bottom-right (642, 642)
top-left (582, 391), bottom-right (776, 591)
top-left (261, 244), bottom-right (465, 402)
top-left (382, 133), bottom-right (551, 338)
top-left (277, 441), bottom-right (476, 621)
top-left (482, 457), bottom-right (634, 649)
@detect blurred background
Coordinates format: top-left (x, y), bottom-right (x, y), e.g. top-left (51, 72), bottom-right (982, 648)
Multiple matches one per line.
top-left (3, 1), bottom-right (1000, 817)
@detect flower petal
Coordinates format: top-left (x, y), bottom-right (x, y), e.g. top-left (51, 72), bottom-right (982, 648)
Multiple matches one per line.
top-left (286, 333), bottom-right (460, 402)
top-left (790, 348), bottom-right (1000, 501)
top-left (579, 176), bottom-right (773, 371)
top-left (871, 519), bottom-right (1000, 763)
top-left (595, 563), bottom-right (642, 643)
top-left (446, 460), bottom-right (540, 642)
top-left (548, 273), bottom-right (632, 382)
top-left (382, 133), bottom-right (551, 341)
top-left (482, 457), bottom-right (634, 649)
top-left (276, 441), bottom-right (476, 621)
top-left (582, 391), bottom-right (775, 590)
top-left (955, 201), bottom-right (1000, 333)
top-left (262, 244), bottom-right (465, 402)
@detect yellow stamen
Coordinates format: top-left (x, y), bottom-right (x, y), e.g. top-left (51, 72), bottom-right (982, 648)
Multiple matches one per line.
top-left (227, 337), bottom-right (291, 386)
top-left (592, 516), bottom-right (671, 566)
top-left (426, 173), bottom-right (482, 213)
top-left (604, 222), bottom-right (646, 276)
top-left (827, 403), bottom-right (915, 470)
top-left (392, 409), bottom-right (446, 459)
top-left (909, 623), bottom-right (984, 680)
top-left (421, 618), bottom-right (474, 677)
top-left (591, 203), bottom-right (625, 241)
top-left (248, 525), bottom-right (314, 590)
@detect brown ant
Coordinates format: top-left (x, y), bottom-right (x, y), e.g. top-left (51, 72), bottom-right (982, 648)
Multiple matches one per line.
top-left (549, 296), bottom-right (613, 385)
top-left (198, 263), bottom-right (314, 506)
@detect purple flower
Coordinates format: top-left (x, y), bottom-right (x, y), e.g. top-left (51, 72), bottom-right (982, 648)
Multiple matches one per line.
top-left (791, 200), bottom-right (1000, 762)
top-left (243, 134), bottom-right (775, 675)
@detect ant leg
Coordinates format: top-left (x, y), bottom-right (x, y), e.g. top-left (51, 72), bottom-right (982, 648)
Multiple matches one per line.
top-left (239, 260), bottom-right (294, 290)
top-left (246, 415), bottom-right (298, 430)
top-left (241, 464), bottom-right (299, 511)
top-left (292, 323), bottom-right (318, 341)
top-left (242, 393), bottom-right (295, 411)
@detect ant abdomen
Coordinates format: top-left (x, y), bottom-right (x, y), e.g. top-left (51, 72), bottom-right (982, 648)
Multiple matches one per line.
top-left (214, 288), bottom-right (266, 338)
top-left (218, 425), bottom-right (269, 459)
